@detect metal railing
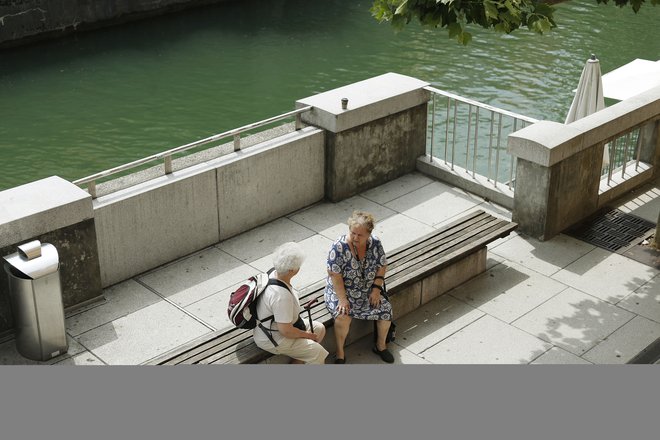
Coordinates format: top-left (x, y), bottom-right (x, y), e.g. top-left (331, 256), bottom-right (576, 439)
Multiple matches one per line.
top-left (425, 86), bottom-right (538, 191)
top-left (73, 106), bottom-right (313, 198)
top-left (602, 126), bottom-right (644, 184)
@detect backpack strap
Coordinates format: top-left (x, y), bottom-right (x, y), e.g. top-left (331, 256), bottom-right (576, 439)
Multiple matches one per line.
top-left (256, 275), bottom-right (294, 347)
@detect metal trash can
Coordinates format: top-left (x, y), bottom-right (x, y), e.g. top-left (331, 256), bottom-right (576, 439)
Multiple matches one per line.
top-left (3, 240), bottom-right (68, 361)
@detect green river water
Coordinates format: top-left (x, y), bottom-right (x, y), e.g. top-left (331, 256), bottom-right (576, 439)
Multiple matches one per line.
top-left (1, 0), bottom-right (659, 191)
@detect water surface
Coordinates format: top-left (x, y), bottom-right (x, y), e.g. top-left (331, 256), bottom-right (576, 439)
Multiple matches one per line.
top-left (1, 0), bottom-right (659, 190)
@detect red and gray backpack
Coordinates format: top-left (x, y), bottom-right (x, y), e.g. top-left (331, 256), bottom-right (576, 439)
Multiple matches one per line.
top-left (227, 268), bottom-right (290, 345)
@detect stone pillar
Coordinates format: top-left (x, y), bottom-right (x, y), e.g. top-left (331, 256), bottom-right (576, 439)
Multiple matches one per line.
top-left (508, 121), bottom-right (602, 240)
top-left (296, 72), bottom-right (430, 202)
top-left (638, 120), bottom-right (660, 173)
top-left (0, 176), bottom-right (102, 333)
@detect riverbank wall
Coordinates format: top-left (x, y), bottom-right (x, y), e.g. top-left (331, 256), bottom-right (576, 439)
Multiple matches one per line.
top-left (0, 0), bottom-right (232, 49)
top-left (0, 72), bottom-right (430, 335)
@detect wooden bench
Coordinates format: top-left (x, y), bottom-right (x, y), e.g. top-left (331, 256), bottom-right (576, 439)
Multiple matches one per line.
top-left (142, 209), bottom-right (517, 365)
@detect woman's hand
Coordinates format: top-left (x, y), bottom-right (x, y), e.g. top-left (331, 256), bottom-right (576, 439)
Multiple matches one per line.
top-left (369, 289), bottom-right (382, 307)
top-left (337, 297), bottom-right (350, 316)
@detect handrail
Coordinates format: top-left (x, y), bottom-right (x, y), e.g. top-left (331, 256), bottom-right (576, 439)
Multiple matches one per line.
top-left (424, 85), bottom-right (539, 192)
top-left (424, 86), bottom-right (538, 124)
top-left (73, 106), bottom-right (313, 198)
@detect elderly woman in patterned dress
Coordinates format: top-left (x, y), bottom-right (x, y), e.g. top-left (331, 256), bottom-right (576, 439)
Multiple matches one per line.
top-left (324, 210), bottom-right (394, 364)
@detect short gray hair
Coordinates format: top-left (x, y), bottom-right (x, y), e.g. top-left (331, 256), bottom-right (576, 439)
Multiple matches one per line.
top-left (348, 210), bottom-right (375, 233)
top-left (272, 242), bottom-right (305, 273)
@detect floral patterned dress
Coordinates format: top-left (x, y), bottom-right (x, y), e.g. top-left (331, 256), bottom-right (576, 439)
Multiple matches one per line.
top-left (325, 235), bottom-right (392, 320)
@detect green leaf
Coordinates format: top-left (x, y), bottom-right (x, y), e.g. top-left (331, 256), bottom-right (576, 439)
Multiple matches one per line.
top-left (395, 0), bottom-right (409, 15)
top-left (447, 22), bottom-right (462, 38)
top-left (484, 1), bottom-right (500, 20)
top-left (459, 31), bottom-right (473, 45)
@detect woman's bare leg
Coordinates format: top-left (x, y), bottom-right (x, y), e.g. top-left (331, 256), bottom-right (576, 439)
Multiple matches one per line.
top-left (333, 315), bottom-right (352, 360)
top-left (375, 320), bottom-right (391, 351)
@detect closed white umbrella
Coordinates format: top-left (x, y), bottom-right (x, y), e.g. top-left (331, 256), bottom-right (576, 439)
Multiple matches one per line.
top-left (565, 54), bottom-right (608, 168)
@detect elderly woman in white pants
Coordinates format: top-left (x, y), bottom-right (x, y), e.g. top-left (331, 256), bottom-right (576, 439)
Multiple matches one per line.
top-left (253, 242), bottom-right (328, 364)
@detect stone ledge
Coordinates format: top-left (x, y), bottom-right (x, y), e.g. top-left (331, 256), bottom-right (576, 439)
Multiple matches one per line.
top-left (0, 176), bottom-right (92, 248)
top-left (295, 72), bottom-right (430, 133)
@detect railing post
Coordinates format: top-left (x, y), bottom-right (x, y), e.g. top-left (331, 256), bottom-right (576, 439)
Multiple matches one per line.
top-left (473, 107), bottom-right (479, 178)
top-left (444, 98), bottom-right (450, 163)
top-left (465, 105), bottom-right (472, 171)
top-left (451, 101), bottom-right (457, 169)
top-left (164, 155), bottom-right (173, 174)
top-left (429, 94), bottom-right (436, 162)
top-left (494, 113), bottom-right (503, 187)
top-left (88, 181), bottom-right (97, 199)
top-left (487, 111), bottom-right (495, 181)
top-left (233, 134), bottom-right (241, 152)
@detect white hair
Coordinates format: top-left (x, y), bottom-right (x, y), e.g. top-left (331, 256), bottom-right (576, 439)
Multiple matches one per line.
top-left (272, 242), bottom-right (305, 273)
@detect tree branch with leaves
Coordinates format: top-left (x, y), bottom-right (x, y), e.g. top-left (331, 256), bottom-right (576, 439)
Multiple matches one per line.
top-left (371, 0), bottom-right (659, 44)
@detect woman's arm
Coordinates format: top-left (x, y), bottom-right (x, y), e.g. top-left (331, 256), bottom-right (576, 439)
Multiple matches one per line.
top-left (276, 322), bottom-right (319, 341)
top-left (369, 265), bottom-right (388, 306)
top-left (328, 270), bottom-right (351, 314)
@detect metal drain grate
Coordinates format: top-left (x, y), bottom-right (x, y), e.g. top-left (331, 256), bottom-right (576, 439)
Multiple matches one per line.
top-left (567, 209), bottom-right (656, 252)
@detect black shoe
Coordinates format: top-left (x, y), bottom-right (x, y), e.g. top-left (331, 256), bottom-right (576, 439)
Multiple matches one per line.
top-left (334, 357), bottom-right (346, 364)
top-left (372, 347), bottom-right (395, 363)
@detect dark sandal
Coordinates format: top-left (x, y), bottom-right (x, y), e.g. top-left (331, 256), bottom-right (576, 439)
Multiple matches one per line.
top-left (372, 347), bottom-right (394, 363)
top-left (334, 358), bottom-right (346, 364)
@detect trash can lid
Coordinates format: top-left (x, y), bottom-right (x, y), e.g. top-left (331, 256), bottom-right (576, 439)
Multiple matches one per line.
top-left (3, 240), bottom-right (59, 279)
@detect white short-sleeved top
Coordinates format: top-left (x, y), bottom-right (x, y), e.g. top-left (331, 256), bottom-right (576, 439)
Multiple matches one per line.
top-left (253, 277), bottom-right (300, 347)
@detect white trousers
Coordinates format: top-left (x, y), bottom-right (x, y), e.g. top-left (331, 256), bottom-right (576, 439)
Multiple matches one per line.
top-left (257, 320), bottom-right (328, 364)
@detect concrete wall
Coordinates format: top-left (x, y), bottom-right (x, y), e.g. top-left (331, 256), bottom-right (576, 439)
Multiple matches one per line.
top-left (216, 128), bottom-right (325, 240)
top-left (0, 0), bottom-right (230, 48)
top-left (0, 73), bottom-right (441, 334)
top-left (93, 163), bottom-right (220, 288)
top-left (508, 85), bottom-right (660, 240)
top-left (95, 126), bottom-right (325, 287)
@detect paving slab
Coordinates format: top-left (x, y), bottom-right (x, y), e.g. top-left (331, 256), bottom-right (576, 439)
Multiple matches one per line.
top-left (512, 288), bottom-right (635, 356)
top-left (475, 201), bottom-right (513, 221)
top-left (342, 332), bottom-right (431, 364)
top-left (486, 253), bottom-right (506, 270)
top-left (0, 335), bottom-right (86, 365)
top-left (449, 260), bottom-right (567, 323)
top-left (384, 181), bottom-right (482, 227)
top-left (393, 294), bottom-right (484, 355)
top-left (66, 279), bottom-right (162, 336)
top-left (53, 351), bottom-right (106, 366)
top-left (420, 315), bottom-right (552, 364)
top-left (582, 315), bottom-right (660, 364)
top-left (617, 273), bottom-right (660, 323)
top-left (216, 217), bottom-right (316, 263)
top-left (137, 247), bottom-right (257, 307)
top-left (288, 195), bottom-right (397, 240)
top-left (490, 233), bottom-right (596, 277)
top-left (75, 301), bottom-right (210, 365)
top-left (184, 284), bottom-right (235, 332)
top-left (552, 247), bottom-right (659, 304)
top-left (615, 182), bottom-right (660, 224)
top-left (359, 172), bottom-right (435, 205)
top-left (530, 347), bottom-right (593, 365)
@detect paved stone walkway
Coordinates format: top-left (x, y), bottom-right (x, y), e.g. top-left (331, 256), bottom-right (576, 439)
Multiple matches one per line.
top-left (2, 171), bottom-right (660, 365)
